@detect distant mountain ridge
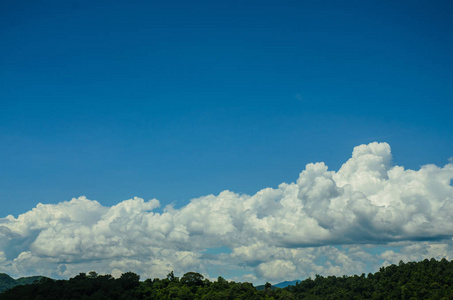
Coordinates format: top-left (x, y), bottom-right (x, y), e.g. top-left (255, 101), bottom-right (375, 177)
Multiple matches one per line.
top-left (0, 273), bottom-right (45, 293)
top-left (255, 280), bottom-right (301, 290)
top-left (273, 280), bottom-right (301, 288)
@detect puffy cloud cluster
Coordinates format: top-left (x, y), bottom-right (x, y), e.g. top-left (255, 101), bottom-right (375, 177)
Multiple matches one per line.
top-left (1, 142), bottom-right (452, 283)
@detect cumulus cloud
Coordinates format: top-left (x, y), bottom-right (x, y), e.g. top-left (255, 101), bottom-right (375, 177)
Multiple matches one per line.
top-left (1, 142), bottom-right (452, 283)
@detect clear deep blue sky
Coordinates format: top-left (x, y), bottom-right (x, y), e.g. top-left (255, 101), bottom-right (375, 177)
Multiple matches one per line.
top-left (1, 0), bottom-right (452, 216)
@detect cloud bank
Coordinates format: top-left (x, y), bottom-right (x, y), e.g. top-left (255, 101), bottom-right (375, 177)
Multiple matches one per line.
top-left (1, 142), bottom-right (452, 283)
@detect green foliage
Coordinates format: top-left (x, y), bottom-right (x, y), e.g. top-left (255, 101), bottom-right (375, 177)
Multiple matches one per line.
top-left (180, 272), bottom-right (204, 286)
top-left (1, 259), bottom-right (453, 299)
top-left (287, 258), bottom-right (453, 299)
top-left (119, 271), bottom-right (140, 290)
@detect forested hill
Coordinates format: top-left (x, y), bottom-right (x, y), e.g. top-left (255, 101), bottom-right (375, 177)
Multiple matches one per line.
top-left (1, 258), bottom-right (453, 299)
top-left (0, 273), bottom-right (45, 293)
top-left (286, 258), bottom-right (453, 299)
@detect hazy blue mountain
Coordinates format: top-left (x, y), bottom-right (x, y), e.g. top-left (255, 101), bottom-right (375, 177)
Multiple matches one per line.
top-left (273, 280), bottom-right (301, 288)
top-left (255, 280), bottom-right (301, 290)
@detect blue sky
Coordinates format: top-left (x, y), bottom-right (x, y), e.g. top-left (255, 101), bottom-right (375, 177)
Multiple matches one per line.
top-left (1, 0), bottom-right (453, 283)
top-left (2, 0), bottom-right (452, 215)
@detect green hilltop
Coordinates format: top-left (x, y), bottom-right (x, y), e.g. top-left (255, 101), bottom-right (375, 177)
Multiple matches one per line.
top-left (0, 273), bottom-right (46, 293)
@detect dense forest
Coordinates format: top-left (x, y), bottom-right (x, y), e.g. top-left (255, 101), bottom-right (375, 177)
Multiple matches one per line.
top-left (1, 258), bottom-right (453, 299)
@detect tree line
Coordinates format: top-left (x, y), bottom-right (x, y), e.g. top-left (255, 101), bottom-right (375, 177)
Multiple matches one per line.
top-left (1, 258), bottom-right (453, 299)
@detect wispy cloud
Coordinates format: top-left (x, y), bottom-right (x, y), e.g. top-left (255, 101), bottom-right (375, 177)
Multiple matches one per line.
top-left (1, 142), bottom-right (452, 283)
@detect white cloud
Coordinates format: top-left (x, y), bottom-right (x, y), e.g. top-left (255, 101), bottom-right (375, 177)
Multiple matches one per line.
top-left (380, 241), bottom-right (453, 266)
top-left (1, 142), bottom-right (452, 283)
top-left (256, 259), bottom-right (298, 282)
